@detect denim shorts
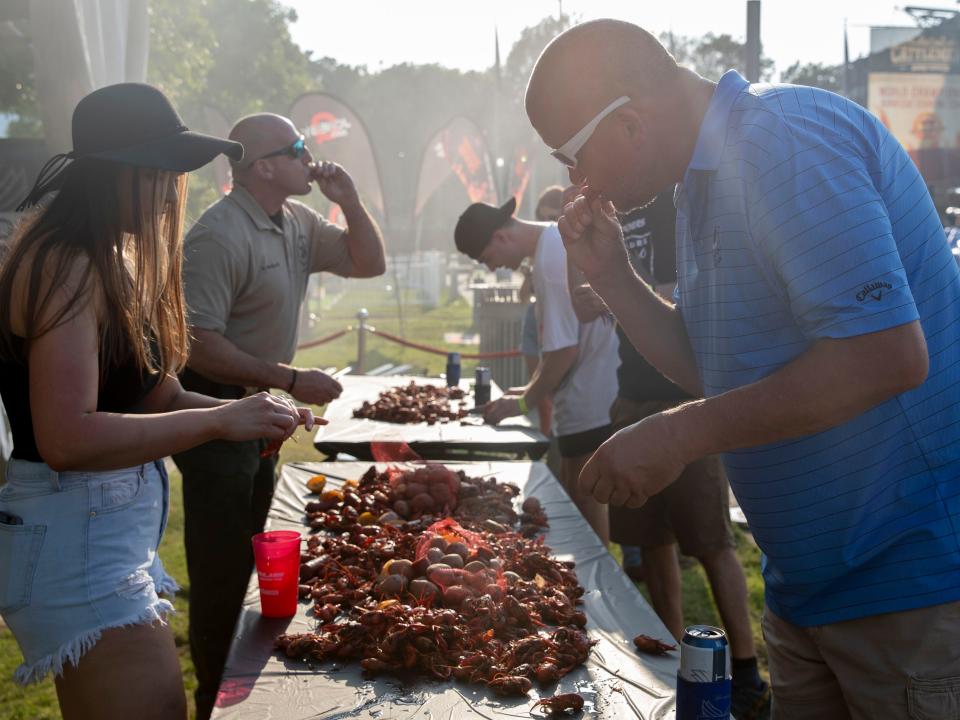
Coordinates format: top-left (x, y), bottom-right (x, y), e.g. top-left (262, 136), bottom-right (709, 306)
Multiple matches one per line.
top-left (0, 459), bottom-right (178, 685)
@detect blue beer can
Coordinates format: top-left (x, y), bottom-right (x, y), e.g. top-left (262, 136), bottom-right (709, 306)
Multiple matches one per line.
top-left (676, 625), bottom-right (732, 720)
top-left (446, 352), bottom-right (461, 387)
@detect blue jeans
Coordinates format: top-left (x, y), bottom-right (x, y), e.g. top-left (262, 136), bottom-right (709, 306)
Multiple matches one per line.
top-left (0, 459), bottom-right (177, 684)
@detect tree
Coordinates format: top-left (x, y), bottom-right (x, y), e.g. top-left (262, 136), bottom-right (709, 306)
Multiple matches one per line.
top-left (780, 61), bottom-right (842, 92)
top-left (661, 31), bottom-right (775, 82)
top-left (0, 12), bottom-right (42, 137)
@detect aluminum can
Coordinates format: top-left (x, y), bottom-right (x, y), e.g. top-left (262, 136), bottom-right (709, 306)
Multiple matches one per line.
top-left (446, 352), bottom-right (461, 387)
top-left (474, 366), bottom-right (491, 406)
top-left (676, 625), bottom-right (732, 719)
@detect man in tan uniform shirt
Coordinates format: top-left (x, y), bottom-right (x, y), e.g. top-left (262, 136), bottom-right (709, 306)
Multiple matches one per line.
top-left (173, 113), bottom-right (385, 719)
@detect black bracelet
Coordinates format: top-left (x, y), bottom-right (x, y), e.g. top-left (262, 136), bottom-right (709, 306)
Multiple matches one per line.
top-left (286, 368), bottom-right (298, 393)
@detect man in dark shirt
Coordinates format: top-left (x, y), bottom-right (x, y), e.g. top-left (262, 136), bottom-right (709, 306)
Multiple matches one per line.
top-left (570, 188), bottom-right (768, 718)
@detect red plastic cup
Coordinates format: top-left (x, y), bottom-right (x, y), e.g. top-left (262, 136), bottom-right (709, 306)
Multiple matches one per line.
top-left (251, 530), bottom-right (301, 617)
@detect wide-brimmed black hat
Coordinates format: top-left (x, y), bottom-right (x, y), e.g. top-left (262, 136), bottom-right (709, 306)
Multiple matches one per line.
top-left (454, 196), bottom-right (517, 260)
top-left (17, 83), bottom-right (244, 210)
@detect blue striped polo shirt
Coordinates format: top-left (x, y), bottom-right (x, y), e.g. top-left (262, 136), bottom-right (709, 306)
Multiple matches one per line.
top-left (675, 70), bottom-right (960, 626)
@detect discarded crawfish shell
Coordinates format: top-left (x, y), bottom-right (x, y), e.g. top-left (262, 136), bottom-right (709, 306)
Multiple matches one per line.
top-left (446, 541), bottom-right (470, 560)
top-left (375, 574), bottom-right (408, 598)
top-left (409, 578), bottom-right (440, 602)
top-left (385, 558), bottom-right (414, 579)
top-left (521, 496), bottom-right (542, 514)
top-left (306, 475), bottom-right (327, 493)
top-left (426, 547), bottom-right (445, 564)
top-left (442, 585), bottom-right (472, 608)
top-left (441, 553), bottom-right (465, 569)
top-left (393, 500), bottom-right (410, 518)
top-left (410, 493), bottom-right (436, 514)
top-left (463, 560), bottom-right (487, 574)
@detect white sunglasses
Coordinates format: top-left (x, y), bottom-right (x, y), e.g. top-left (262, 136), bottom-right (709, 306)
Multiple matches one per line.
top-left (551, 95), bottom-right (631, 169)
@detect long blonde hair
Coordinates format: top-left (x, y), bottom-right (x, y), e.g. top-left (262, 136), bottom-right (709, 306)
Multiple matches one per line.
top-left (0, 158), bottom-right (190, 381)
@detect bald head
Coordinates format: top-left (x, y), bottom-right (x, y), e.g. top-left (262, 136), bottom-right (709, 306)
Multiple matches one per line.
top-left (228, 113), bottom-right (298, 178)
top-left (525, 20), bottom-right (680, 143)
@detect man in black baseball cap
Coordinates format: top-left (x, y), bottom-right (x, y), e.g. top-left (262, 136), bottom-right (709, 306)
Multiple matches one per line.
top-left (453, 193), bottom-right (620, 545)
top-left (454, 196), bottom-right (520, 265)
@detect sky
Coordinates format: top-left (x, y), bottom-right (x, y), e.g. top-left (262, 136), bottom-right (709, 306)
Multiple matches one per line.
top-left (287, 0), bottom-right (952, 78)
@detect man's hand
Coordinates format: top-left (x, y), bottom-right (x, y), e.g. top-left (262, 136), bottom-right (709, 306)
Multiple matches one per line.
top-left (311, 161), bottom-right (359, 207)
top-left (579, 412), bottom-right (691, 507)
top-left (571, 283), bottom-right (609, 324)
top-left (482, 397), bottom-right (522, 426)
top-left (290, 367), bottom-right (343, 405)
top-left (558, 186), bottom-right (630, 288)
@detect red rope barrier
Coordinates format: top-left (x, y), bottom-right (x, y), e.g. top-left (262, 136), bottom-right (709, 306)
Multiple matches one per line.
top-left (295, 327), bottom-right (350, 351)
top-left (367, 327), bottom-right (521, 360)
top-left (295, 325), bottom-right (522, 360)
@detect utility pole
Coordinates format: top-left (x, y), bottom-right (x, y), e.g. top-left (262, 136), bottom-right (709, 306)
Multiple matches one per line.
top-left (745, 0), bottom-right (761, 82)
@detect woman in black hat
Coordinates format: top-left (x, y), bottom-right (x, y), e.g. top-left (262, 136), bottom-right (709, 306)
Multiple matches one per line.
top-left (0, 84), bottom-right (317, 719)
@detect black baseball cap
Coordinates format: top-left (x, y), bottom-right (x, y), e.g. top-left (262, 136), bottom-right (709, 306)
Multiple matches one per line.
top-left (454, 196), bottom-right (517, 260)
top-left (18, 83), bottom-right (244, 210)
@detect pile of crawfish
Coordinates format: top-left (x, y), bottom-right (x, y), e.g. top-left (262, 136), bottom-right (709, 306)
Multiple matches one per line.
top-left (276, 464), bottom-right (593, 700)
top-left (353, 381), bottom-right (469, 425)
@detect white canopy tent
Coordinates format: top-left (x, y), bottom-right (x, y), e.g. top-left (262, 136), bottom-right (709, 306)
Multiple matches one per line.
top-left (29, 0), bottom-right (149, 152)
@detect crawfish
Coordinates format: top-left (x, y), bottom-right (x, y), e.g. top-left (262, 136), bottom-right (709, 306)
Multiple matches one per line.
top-left (633, 634), bottom-right (677, 656)
top-left (534, 692), bottom-right (584, 716)
top-left (487, 673), bottom-right (532, 696)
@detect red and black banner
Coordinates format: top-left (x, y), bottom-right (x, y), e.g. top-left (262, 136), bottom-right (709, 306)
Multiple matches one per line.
top-left (289, 93), bottom-right (385, 220)
top-left (414, 116), bottom-right (496, 218)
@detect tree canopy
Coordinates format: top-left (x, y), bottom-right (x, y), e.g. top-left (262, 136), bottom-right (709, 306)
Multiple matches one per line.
top-left (1, 4), bottom-right (842, 246)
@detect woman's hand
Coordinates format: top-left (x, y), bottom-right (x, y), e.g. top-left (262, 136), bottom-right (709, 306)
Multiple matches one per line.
top-left (213, 392), bottom-right (321, 443)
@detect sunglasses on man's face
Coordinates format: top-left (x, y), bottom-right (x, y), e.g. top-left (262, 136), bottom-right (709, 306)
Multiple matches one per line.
top-left (249, 136), bottom-right (307, 166)
top-left (550, 96), bottom-right (631, 169)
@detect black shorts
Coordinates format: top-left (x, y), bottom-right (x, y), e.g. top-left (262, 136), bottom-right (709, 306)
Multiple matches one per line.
top-left (607, 397), bottom-right (734, 556)
top-left (556, 424), bottom-right (612, 459)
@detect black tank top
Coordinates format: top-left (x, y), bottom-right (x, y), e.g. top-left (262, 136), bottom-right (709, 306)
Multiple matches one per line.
top-left (0, 335), bottom-right (161, 462)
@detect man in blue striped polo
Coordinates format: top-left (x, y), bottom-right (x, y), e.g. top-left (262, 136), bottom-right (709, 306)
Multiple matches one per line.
top-left (526, 19), bottom-right (960, 720)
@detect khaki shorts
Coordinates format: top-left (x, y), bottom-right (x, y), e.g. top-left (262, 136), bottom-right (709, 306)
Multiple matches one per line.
top-left (607, 397), bottom-right (734, 557)
top-left (763, 601), bottom-right (960, 719)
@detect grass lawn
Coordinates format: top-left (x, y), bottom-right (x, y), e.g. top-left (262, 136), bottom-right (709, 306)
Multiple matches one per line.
top-left (0, 283), bottom-right (769, 718)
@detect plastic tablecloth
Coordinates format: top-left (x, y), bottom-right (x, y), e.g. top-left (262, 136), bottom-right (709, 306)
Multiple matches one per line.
top-left (211, 461), bottom-right (679, 719)
top-left (313, 375), bottom-right (550, 461)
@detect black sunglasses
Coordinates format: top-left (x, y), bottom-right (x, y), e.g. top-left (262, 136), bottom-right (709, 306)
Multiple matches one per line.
top-left (248, 136), bottom-right (307, 166)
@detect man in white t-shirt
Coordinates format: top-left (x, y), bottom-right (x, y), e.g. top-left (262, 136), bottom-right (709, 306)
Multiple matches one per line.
top-left (454, 197), bottom-right (620, 542)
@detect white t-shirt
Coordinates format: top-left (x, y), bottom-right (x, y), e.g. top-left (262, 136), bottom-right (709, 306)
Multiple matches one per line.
top-left (532, 225), bottom-right (620, 437)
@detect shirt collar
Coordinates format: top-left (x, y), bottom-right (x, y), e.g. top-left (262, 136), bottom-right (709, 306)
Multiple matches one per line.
top-left (687, 70), bottom-right (750, 172)
top-left (227, 184), bottom-right (284, 234)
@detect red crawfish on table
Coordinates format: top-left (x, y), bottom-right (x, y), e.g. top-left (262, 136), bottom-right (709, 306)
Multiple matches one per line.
top-left (275, 463), bottom-right (591, 698)
top-left (353, 381), bottom-right (468, 424)
top-left (534, 692), bottom-right (585, 716)
top-left (633, 633), bottom-right (678, 655)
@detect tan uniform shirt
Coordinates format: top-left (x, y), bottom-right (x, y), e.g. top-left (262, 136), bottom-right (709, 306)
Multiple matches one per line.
top-left (182, 185), bottom-right (353, 364)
